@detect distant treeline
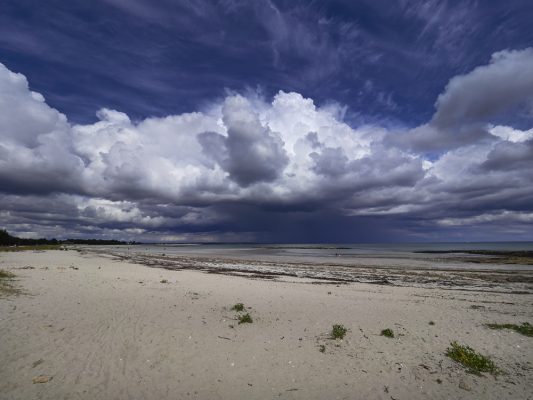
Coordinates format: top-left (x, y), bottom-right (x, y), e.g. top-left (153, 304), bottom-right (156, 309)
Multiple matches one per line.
top-left (0, 230), bottom-right (137, 246)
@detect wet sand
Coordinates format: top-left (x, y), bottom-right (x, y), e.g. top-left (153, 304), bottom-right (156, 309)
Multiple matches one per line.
top-left (0, 249), bottom-right (532, 400)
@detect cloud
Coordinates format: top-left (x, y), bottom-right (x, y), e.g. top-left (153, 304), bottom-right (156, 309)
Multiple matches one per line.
top-left (310, 146), bottom-right (349, 178)
top-left (403, 0), bottom-right (478, 64)
top-left (0, 64), bottom-right (67, 147)
top-left (489, 125), bottom-right (533, 143)
top-left (199, 95), bottom-right (289, 186)
top-left (433, 48), bottom-right (533, 128)
top-left (481, 138), bottom-right (533, 172)
top-left (252, 0), bottom-right (364, 84)
top-left (437, 211), bottom-right (533, 227)
top-left (0, 64), bottom-right (85, 195)
top-left (392, 48), bottom-right (533, 151)
top-left (1, 58), bottom-right (533, 241)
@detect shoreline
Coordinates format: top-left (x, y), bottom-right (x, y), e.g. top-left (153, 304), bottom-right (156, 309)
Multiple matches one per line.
top-left (86, 247), bottom-right (533, 294)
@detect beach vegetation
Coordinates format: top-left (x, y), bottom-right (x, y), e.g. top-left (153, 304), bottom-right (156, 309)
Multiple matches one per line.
top-left (381, 328), bottom-right (394, 338)
top-left (446, 341), bottom-right (499, 375)
top-left (0, 245), bottom-right (61, 252)
top-left (331, 324), bottom-right (347, 339)
top-left (160, 279), bottom-right (168, 283)
top-left (319, 344), bottom-right (326, 353)
top-left (429, 321), bottom-right (435, 325)
top-left (238, 313), bottom-right (253, 324)
top-left (0, 269), bottom-right (15, 279)
top-left (485, 322), bottom-right (533, 337)
top-left (231, 303), bottom-right (245, 312)
top-left (0, 269), bottom-right (19, 296)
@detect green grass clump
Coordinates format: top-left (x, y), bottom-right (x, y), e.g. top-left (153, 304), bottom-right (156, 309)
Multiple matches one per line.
top-left (381, 328), bottom-right (394, 338)
top-left (0, 269), bottom-right (19, 296)
top-left (0, 270), bottom-right (15, 279)
top-left (331, 324), bottom-right (347, 340)
top-left (319, 344), bottom-right (326, 353)
top-left (446, 341), bottom-right (499, 375)
top-left (231, 303), bottom-right (245, 312)
top-left (486, 322), bottom-right (533, 337)
top-left (238, 313), bottom-right (253, 324)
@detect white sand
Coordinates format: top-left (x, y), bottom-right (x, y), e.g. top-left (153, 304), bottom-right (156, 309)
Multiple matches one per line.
top-left (0, 250), bottom-right (532, 400)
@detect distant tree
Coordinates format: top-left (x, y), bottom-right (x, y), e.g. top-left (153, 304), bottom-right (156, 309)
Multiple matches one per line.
top-left (0, 229), bottom-right (20, 246)
top-left (0, 229), bottom-right (14, 245)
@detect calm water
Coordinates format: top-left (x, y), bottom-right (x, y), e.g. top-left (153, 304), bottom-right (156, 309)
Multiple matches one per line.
top-left (121, 241), bottom-right (533, 255)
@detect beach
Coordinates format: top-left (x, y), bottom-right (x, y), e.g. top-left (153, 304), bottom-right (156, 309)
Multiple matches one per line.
top-left (0, 249), bottom-right (532, 400)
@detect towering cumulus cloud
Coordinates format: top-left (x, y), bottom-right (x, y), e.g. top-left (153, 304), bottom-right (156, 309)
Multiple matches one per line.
top-left (1, 48), bottom-right (533, 241)
top-left (0, 64), bottom-right (84, 195)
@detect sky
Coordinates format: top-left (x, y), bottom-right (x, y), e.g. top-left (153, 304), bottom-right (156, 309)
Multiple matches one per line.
top-left (0, 0), bottom-right (532, 243)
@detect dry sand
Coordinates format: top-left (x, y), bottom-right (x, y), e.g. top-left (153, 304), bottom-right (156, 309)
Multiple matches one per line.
top-left (0, 250), bottom-right (532, 400)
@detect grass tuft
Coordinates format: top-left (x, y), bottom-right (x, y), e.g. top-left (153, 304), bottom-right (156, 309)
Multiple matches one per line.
top-left (381, 328), bottom-right (394, 338)
top-left (0, 270), bottom-right (15, 279)
top-left (0, 269), bottom-right (19, 296)
top-left (485, 322), bottom-right (533, 337)
top-left (231, 303), bottom-right (245, 312)
top-left (446, 341), bottom-right (499, 375)
top-left (319, 344), bottom-right (326, 353)
top-left (160, 279), bottom-right (168, 283)
top-left (238, 313), bottom-right (253, 324)
top-left (331, 324), bottom-right (347, 340)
